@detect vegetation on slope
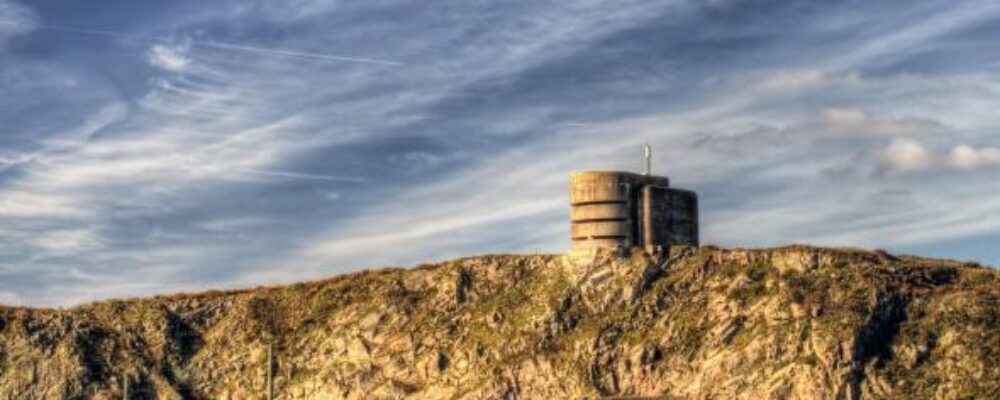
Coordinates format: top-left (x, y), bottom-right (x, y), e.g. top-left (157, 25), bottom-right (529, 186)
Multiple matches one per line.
top-left (0, 245), bottom-right (998, 399)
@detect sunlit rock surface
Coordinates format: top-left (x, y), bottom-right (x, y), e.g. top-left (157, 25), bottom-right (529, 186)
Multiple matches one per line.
top-left (1, 246), bottom-right (998, 399)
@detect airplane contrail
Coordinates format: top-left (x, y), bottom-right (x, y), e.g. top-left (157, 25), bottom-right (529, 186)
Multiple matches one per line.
top-left (40, 24), bottom-right (403, 66)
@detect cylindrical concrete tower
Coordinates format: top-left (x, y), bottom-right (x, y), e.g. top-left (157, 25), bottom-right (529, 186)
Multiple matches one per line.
top-left (570, 170), bottom-right (695, 256)
top-left (569, 171), bottom-right (665, 253)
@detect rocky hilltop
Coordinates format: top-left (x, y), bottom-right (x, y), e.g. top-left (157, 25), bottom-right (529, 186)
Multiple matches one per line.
top-left (2, 246), bottom-right (999, 399)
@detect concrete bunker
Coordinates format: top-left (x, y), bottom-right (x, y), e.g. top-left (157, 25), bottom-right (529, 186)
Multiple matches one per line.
top-left (569, 170), bottom-right (698, 256)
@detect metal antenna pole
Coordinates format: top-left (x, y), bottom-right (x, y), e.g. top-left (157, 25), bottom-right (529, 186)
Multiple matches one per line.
top-left (644, 143), bottom-right (652, 176)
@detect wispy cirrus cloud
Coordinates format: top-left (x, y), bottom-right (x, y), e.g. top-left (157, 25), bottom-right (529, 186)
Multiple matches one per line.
top-left (148, 42), bottom-right (191, 72)
top-left (3, 0), bottom-right (1000, 306)
top-left (751, 69), bottom-right (861, 93)
top-left (0, 0), bottom-right (36, 41)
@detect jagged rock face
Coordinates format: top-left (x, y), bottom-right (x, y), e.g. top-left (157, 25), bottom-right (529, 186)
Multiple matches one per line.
top-left (1, 246), bottom-right (998, 399)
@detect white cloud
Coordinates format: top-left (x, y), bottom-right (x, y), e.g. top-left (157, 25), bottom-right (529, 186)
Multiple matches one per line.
top-left (819, 108), bottom-right (940, 137)
top-left (0, 191), bottom-right (83, 218)
top-left (752, 69), bottom-right (860, 93)
top-left (303, 198), bottom-right (563, 260)
top-left (198, 217), bottom-right (271, 232)
top-left (829, 1), bottom-right (1000, 70)
top-left (0, 290), bottom-right (22, 306)
top-left (5, 0), bottom-right (1000, 306)
top-left (225, 0), bottom-right (342, 23)
top-left (881, 137), bottom-right (934, 172)
top-left (0, 102), bottom-right (128, 218)
top-left (0, 0), bottom-right (37, 41)
top-left (821, 108), bottom-right (872, 126)
top-left (0, 151), bottom-right (32, 170)
top-left (260, 0), bottom-right (341, 21)
top-left (948, 145), bottom-right (1000, 169)
top-left (0, 114), bottom-right (316, 219)
top-left (876, 141), bottom-right (1000, 173)
top-left (32, 228), bottom-right (103, 254)
top-left (148, 43), bottom-right (192, 72)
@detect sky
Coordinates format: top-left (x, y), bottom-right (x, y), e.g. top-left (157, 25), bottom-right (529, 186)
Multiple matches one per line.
top-left (1, 0), bottom-right (999, 306)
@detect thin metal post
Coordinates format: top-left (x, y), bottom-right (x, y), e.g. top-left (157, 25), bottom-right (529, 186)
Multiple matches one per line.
top-left (267, 342), bottom-right (274, 400)
top-left (123, 375), bottom-right (129, 400)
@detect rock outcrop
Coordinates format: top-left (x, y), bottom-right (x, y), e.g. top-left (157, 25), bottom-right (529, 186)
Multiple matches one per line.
top-left (1, 245), bottom-right (998, 399)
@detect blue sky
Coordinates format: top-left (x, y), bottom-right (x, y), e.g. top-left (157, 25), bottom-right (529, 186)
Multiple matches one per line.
top-left (2, 0), bottom-right (999, 306)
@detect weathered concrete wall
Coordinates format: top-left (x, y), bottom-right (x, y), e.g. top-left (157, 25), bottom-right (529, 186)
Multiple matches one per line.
top-left (569, 172), bottom-right (641, 253)
top-left (640, 185), bottom-right (699, 252)
top-left (569, 171), bottom-right (697, 256)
